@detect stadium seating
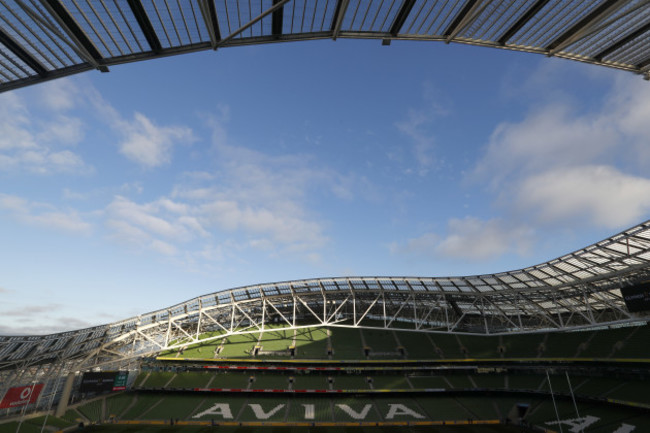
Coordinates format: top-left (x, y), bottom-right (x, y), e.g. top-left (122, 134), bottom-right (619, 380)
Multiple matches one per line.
top-left (76, 398), bottom-right (102, 422)
top-left (292, 373), bottom-right (329, 389)
top-left (328, 327), bottom-right (364, 359)
top-left (393, 331), bottom-right (438, 359)
top-left (155, 324), bottom-right (650, 361)
top-left (498, 333), bottom-right (544, 358)
top-left (251, 373), bottom-right (292, 389)
top-left (106, 393), bottom-right (134, 419)
top-left (7, 323), bottom-right (646, 433)
top-left (216, 332), bottom-right (260, 358)
top-left (292, 327), bottom-right (329, 359)
top-left (361, 328), bottom-right (400, 357)
top-left (370, 375), bottom-right (412, 389)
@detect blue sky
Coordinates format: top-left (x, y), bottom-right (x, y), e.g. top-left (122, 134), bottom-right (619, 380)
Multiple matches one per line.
top-left (2, 39), bottom-right (650, 334)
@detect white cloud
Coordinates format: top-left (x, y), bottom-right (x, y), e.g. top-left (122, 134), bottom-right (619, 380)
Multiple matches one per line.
top-left (118, 112), bottom-right (194, 167)
top-left (394, 84), bottom-right (449, 176)
top-left (474, 104), bottom-right (617, 189)
top-left (472, 75), bottom-right (650, 230)
top-left (105, 196), bottom-right (207, 250)
top-left (515, 165), bottom-right (650, 228)
top-left (393, 218), bottom-right (533, 261)
top-left (37, 115), bottom-right (84, 145)
top-left (105, 134), bottom-right (332, 258)
top-left (436, 217), bottom-right (534, 260)
top-left (150, 239), bottom-right (178, 256)
top-left (37, 78), bottom-right (81, 111)
top-left (100, 108), bottom-right (381, 264)
top-left (0, 92), bottom-right (37, 151)
top-left (87, 88), bottom-right (194, 167)
top-left (0, 88), bottom-right (90, 174)
top-left (396, 109), bottom-right (436, 175)
top-left (174, 138), bottom-right (331, 252)
top-left (0, 193), bottom-right (92, 234)
top-left (0, 314), bottom-right (98, 335)
top-left (390, 232), bottom-right (439, 256)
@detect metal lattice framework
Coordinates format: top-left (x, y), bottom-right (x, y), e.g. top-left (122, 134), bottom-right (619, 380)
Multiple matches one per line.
top-left (2, 0), bottom-right (650, 93)
top-left (2, 220), bottom-right (650, 408)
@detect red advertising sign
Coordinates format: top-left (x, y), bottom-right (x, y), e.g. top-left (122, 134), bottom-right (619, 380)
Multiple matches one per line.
top-left (0, 384), bottom-right (44, 409)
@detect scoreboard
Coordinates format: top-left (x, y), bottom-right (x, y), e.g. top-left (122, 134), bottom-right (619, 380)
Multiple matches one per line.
top-left (621, 282), bottom-right (650, 313)
top-left (79, 371), bottom-right (128, 393)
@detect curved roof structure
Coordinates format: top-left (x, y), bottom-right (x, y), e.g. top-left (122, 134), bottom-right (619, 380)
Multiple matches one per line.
top-left (2, 0), bottom-right (650, 93)
top-left (1, 220), bottom-right (650, 396)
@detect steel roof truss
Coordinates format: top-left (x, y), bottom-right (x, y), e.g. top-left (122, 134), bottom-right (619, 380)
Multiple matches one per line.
top-left (272, 0), bottom-right (284, 36)
top-left (297, 295), bottom-right (325, 324)
top-left (332, 0), bottom-right (350, 40)
top-left (198, 0), bottom-right (221, 48)
top-left (518, 293), bottom-right (560, 329)
top-left (414, 302), bottom-right (440, 330)
top-left (233, 303), bottom-right (263, 331)
top-left (497, 0), bottom-right (550, 45)
top-left (127, 0), bottom-right (162, 53)
top-left (546, 0), bottom-right (636, 55)
top-left (596, 20), bottom-right (650, 61)
top-left (218, 0), bottom-right (290, 47)
top-left (38, 0), bottom-right (106, 70)
top-left (482, 296), bottom-right (521, 331)
top-left (382, 0), bottom-right (415, 45)
top-left (135, 328), bottom-right (164, 350)
top-left (444, 0), bottom-right (487, 42)
top-left (200, 308), bottom-right (232, 333)
top-left (354, 294), bottom-right (381, 326)
top-left (0, 20), bottom-right (46, 76)
top-left (326, 295), bottom-right (351, 323)
top-left (385, 294), bottom-right (413, 328)
top-left (265, 298), bottom-right (294, 327)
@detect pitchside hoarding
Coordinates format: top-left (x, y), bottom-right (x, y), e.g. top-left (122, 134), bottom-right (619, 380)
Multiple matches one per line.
top-left (621, 282), bottom-right (650, 312)
top-left (79, 371), bottom-right (128, 393)
top-left (0, 384), bottom-right (44, 409)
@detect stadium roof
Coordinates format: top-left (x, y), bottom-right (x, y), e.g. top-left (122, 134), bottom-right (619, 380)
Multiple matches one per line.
top-left (1, 220), bottom-right (650, 380)
top-left (2, 0), bottom-right (650, 93)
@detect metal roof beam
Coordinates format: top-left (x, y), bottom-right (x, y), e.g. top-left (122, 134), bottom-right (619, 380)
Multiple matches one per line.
top-left (0, 29), bottom-right (47, 77)
top-left (39, 0), bottom-right (107, 72)
top-left (443, 0), bottom-right (485, 42)
top-left (595, 22), bottom-right (650, 61)
top-left (272, 0), bottom-right (284, 36)
top-left (382, 0), bottom-right (416, 45)
top-left (127, 0), bottom-right (162, 53)
top-left (637, 56), bottom-right (650, 77)
top-left (331, 0), bottom-right (349, 40)
top-left (497, 0), bottom-right (551, 45)
top-left (218, 0), bottom-right (290, 47)
top-left (199, 0), bottom-right (222, 49)
top-left (546, 0), bottom-right (629, 55)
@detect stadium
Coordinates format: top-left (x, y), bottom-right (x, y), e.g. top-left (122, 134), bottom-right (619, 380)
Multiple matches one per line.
top-left (2, 221), bottom-right (650, 432)
top-left (2, 0), bottom-right (650, 432)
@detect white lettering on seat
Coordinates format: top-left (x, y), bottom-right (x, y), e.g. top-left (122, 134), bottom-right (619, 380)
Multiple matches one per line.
top-left (545, 415), bottom-right (600, 433)
top-left (612, 424), bottom-right (636, 433)
top-left (335, 404), bottom-right (373, 420)
top-left (192, 403), bottom-right (233, 419)
top-left (384, 404), bottom-right (425, 420)
top-left (248, 404), bottom-right (285, 419)
top-left (303, 404), bottom-right (315, 420)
